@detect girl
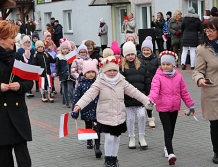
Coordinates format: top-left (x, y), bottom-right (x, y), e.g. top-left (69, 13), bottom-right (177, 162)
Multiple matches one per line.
top-left (84, 40), bottom-right (102, 62)
top-left (120, 41), bottom-right (150, 150)
top-left (138, 36), bottom-right (160, 128)
top-left (32, 40), bottom-right (56, 102)
top-left (110, 41), bottom-right (122, 59)
top-left (31, 31), bottom-right (39, 51)
top-left (73, 53), bottom-right (153, 167)
top-left (53, 41), bottom-right (74, 108)
top-left (148, 50), bottom-right (195, 165)
top-left (17, 35), bottom-right (35, 97)
top-left (43, 30), bottom-right (57, 53)
top-left (71, 59), bottom-right (102, 158)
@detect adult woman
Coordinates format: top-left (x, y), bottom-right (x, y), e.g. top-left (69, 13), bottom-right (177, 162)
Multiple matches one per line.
top-left (0, 20), bottom-right (33, 166)
top-left (168, 10), bottom-right (183, 67)
top-left (192, 17), bottom-right (218, 164)
top-left (180, 7), bottom-right (202, 70)
top-left (151, 12), bottom-right (165, 54)
top-left (98, 18), bottom-right (108, 52)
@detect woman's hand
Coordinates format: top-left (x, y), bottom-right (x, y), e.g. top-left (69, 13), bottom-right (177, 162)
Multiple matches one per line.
top-left (1, 83), bottom-right (10, 92)
top-left (9, 82), bottom-right (20, 91)
top-left (198, 79), bottom-right (207, 87)
top-left (74, 105), bottom-right (81, 113)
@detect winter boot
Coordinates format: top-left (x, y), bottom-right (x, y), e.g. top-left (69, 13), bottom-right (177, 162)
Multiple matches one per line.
top-left (147, 117), bottom-right (155, 128)
top-left (213, 153), bottom-right (218, 164)
top-left (111, 156), bottom-right (119, 167)
top-left (94, 143), bottom-right (102, 158)
top-left (128, 137), bottom-right (136, 149)
top-left (138, 135), bottom-right (148, 149)
top-left (41, 94), bottom-right (48, 102)
top-left (87, 140), bottom-right (93, 149)
top-left (48, 92), bottom-right (54, 103)
top-left (164, 146), bottom-right (169, 158)
top-left (103, 156), bottom-right (112, 167)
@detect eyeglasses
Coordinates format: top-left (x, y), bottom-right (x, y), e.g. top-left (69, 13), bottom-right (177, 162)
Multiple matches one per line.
top-left (204, 29), bottom-right (217, 34)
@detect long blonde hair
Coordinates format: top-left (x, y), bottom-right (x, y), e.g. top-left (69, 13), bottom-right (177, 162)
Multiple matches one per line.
top-left (122, 56), bottom-right (141, 72)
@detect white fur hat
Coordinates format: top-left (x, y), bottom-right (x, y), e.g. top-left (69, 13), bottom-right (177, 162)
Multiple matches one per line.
top-left (99, 18), bottom-right (105, 23)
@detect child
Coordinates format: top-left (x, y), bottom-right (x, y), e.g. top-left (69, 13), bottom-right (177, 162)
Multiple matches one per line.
top-left (70, 41), bottom-right (77, 51)
top-left (31, 31), bottom-right (39, 51)
top-left (17, 35), bottom-right (35, 97)
top-left (84, 40), bottom-right (102, 62)
top-left (53, 41), bottom-right (74, 108)
top-left (138, 36), bottom-right (160, 128)
top-left (43, 30), bottom-right (57, 53)
top-left (120, 41), bottom-right (150, 150)
top-left (32, 40), bottom-right (56, 102)
top-left (148, 50), bottom-right (195, 165)
top-left (71, 59), bottom-right (102, 158)
top-left (110, 41), bottom-right (122, 59)
top-left (15, 33), bottom-right (21, 51)
top-left (73, 55), bottom-right (153, 167)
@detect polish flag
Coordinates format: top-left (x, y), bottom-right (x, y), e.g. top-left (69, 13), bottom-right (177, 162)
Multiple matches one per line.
top-left (12, 60), bottom-right (44, 80)
top-left (59, 113), bottom-right (69, 138)
top-left (33, 21), bottom-right (38, 26)
top-left (77, 128), bottom-right (98, 140)
top-left (46, 75), bottom-right (53, 88)
top-left (65, 50), bottom-right (77, 64)
top-left (203, 16), bottom-right (210, 22)
top-left (18, 21), bottom-right (22, 26)
top-left (162, 35), bottom-right (168, 41)
top-left (38, 75), bottom-right (53, 88)
top-left (23, 54), bottom-right (28, 64)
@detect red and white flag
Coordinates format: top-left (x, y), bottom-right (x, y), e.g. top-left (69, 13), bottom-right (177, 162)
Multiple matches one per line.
top-left (162, 35), bottom-right (168, 42)
top-left (65, 50), bottom-right (77, 64)
top-left (38, 75), bottom-right (53, 88)
top-left (33, 21), bottom-right (38, 26)
top-left (46, 75), bottom-right (53, 87)
top-left (59, 113), bottom-right (69, 138)
top-left (23, 54), bottom-right (28, 64)
top-left (77, 128), bottom-right (98, 140)
top-left (12, 60), bottom-right (44, 80)
top-left (203, 16), bottom-right (210, 22)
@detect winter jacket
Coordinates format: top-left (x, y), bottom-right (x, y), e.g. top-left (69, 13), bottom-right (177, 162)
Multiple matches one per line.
top-left (76, 73), bottom-right (150, 126)
top-left (163, 18), bottom-right (172, 37)
top-left (120, 62), bottom-right (151, 107)
top-left (17, 48), bottom-right (35, 64)
top-left (181, 13), bottom-right (202, 47)
top-left (90, 48), bottom-right (102, 62)
top-left (123, 18), bottom-right (136, 33)
top-left (168, 18), bottom-right (183, 46)
top-left (72, 75), bottom-right (98, 120)
top-left (56, 54), bottom-right (74, 81)
top-left (46, 49), bottom-right (57, 76)
top-left (26, 22), bottom-right (35, 35)
top-left (54, 24), bottom-right (63, 41)
top-left (137, 53), bottom-right (160, 80)
top-left (151, 19), bottom-right (165, 39)
top-left (99, 23), bottom-right (108, 45)
top-left (31, 41), bottom-right (36, 51)
top-left (148, 68), bottom-right (194, 112)
top-left (32, 51), bottom-right (56, 77)
top-left (192, 45), bottom-right (218, 120)
top-left (20, 24), bottom-right (26, 34)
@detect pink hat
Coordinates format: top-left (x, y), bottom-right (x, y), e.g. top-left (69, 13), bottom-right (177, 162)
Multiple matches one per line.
top-left (43, 31), bottom-right (51, 39)
top-left (83, 59), bottom-right (98, 75)
top-left (59, 38), bottom-right (71, 50)
top-left (21, 35), bottom-right (31, 44)
top-left (141, 36), bottom-right (153, 52)
top-left (60, 41), bottom-right (70, 50)
top-left (125, 33), bottom-right (137, 41)
top-left (110, 41), bottom-right (121, 55)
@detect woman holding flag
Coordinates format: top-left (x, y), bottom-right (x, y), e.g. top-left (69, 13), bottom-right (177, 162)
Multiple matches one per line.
top-left (0, 20), bottom-right (33, 167)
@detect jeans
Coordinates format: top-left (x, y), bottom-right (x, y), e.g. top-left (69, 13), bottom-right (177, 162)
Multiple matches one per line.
top-left (61, 80), bottom-right (74, 105)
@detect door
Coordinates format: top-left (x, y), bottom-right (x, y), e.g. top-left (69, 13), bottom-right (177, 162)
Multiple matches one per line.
top-left (116, 7), bottom-right (127, 45)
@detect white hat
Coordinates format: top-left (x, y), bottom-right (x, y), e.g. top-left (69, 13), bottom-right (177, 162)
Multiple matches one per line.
top-left (123, 41), bottom-right (137, 57)
top-left (99, 18), bottom-right (105, 23)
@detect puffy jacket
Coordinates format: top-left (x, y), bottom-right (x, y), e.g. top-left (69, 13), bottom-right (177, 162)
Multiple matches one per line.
top-left (148, 68), bottom-right (194, 112)
top-left (90, 48), bottom-right (102, 62)
top-left (168, 18), bottom-right (183, 46)
top-left (163, 18), bottom-right (172, 37)
top-left (76, 73), bottom-right (150, 126)
top-left (151, 19), bottom-right (165, 39)
top-left (54, 24), bottom-right (63, 40)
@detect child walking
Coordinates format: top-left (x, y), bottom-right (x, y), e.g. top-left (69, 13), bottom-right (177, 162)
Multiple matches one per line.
top-left (32, 40), bottom-right (56, 102)
top-left (138, 36), bottom-right (160, 128)
top-left (71, 59), bottom-right (102, 158)
top-left (120, 41), bottom-right (150, 150)
top-left (73, 54), bottom-right (153, 167)
top-left (148, 50), bottom-right (195, 165)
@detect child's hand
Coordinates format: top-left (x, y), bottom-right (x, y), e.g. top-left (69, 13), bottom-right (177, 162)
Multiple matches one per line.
top-left (185, 106), bottom-right (195, 116)
top-left (53, 73), bottom-right (57, 77)
top-left (145, 100), bottom-right (155, 110)
top-left (74, 105), bottom-right (81, 113)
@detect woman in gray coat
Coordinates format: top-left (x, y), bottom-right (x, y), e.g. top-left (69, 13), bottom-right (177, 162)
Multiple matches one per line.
top-left (98, 18), bottom-right (108, 52)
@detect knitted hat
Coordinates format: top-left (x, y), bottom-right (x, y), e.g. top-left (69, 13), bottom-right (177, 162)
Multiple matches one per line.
top-left (99, 56), bottom-right (122, 73)
top-left (77, 44), bottom-right (88, 54)
top-left (188, 7), bottom-right (195, 14)
top-left (60, 41), bottom-right (69, 50)
top-left (103, 48), bottom-right (114, 58)
top-left (99, 18), bottom-right (105, 23)
top-left (43, 31), bottom-right (51, 39)
top-left (141, 36), bottom-right (153, 52)
top-left (166, 11), bottom-right (172, 17)
top-left (160, 50), bottom-right (178, 66)
top-left (125, 33), bottom-right (137, 41)
top-left (123, 41), bottom-right (137, 57)
top-left (35, 40), bottom-right (45, 49)
top-left (32, 31), bottom-right (39, 39)
top-left (110, 41), bottom-right (121, 55)
top-left (15, 33), bottom-right (21, 43)
top-left (211, 7), bottom-right (218, 17)
top-left (21, 35), bottom-right (31, 44)
top-left (83, 59), bottom-right (98, 75)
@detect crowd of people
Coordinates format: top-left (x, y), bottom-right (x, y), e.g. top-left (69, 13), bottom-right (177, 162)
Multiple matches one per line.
top-left (1, 6), bottom-right (218, 167)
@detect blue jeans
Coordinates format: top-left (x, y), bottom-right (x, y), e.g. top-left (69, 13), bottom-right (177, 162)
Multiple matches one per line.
top-left (61, 80), bottom-right (74, 105)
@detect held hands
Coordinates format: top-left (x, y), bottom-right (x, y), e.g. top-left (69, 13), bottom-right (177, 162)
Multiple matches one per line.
top-left (175, 31), bottom-right (181, 36)
top-left (145, 100), bottom-right (155, 110)
top-left (185, 106), bottom-right (195, 116)
top-left (1, 83), bottom-right (10, 92)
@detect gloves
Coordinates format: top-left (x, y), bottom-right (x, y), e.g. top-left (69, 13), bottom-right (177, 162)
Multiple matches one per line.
top-left (185, 106), bottom-right (195, 116)
top-left (71, 111), bottom-right (79, 119)
top-left (145, 100), bottom-right (155, 110)
top-left (175, 31), bottom-right (181, 36)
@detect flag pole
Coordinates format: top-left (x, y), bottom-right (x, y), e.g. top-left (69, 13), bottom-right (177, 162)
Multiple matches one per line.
top-left (9, 73), bottom-right (15, 83)
top-left (74, 119), bottom-right (78, 129)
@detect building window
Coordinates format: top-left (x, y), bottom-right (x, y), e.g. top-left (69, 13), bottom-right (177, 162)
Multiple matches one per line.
top-left (63, 10), bottom-right (73, 33)
top-left (37, 0), bottom-right (62, 4)
top-left (44, 12), bottom-right (52, 26)
top-left (136, 5), bottom-right (152, 29)
top-left (120, 8), bottom-right (127, 33)
top-left (187, 0), bottom-right (204, 18)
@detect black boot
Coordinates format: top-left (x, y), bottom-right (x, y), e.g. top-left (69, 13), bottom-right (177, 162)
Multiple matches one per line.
top-left (94, 142), bottom-right (102, 158)
top-left (103, 156), bottom-right (112, 167)
top-left (111, 156), bottom-right (119, 167)
top-left (87, 140), bottom-right (93, 149)
top-left (213, 153), bottom-right (218, 164)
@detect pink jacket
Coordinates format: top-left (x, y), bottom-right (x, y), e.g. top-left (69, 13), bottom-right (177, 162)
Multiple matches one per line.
top-left (148, 68), bottom-right (194, 112)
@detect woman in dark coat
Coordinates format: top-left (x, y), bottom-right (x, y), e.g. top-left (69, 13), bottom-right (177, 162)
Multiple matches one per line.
top-left (0, 20), bottom-right (33, 167)
top-left (180, 7), bottom-right (202, 70)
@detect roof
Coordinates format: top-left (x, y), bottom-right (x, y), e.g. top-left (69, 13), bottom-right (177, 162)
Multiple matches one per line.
top-left (89, 0), bottom-right (130, 6)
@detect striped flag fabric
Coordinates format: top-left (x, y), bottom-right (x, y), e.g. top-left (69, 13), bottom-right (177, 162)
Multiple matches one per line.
top-left (65, 50), bottom-right (77, 64)
top-left (77, 128), bottom-right (98, 140)
top-left (59, 113), bottom-right (69, 138)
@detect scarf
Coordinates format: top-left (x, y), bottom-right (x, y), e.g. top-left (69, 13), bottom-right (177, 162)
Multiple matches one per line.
top-left (208, 40), bottom-right (218, 53)
top-left (78, 55), bottom-right (89, 60)
top-left (163, 68), bottom-right (176, 78)
top-left (103, 73), bottom-right (120, 86)
top-left (22, 45), bottom-right (31, 59)
top-left (0, 45), bottom-right (16, 70)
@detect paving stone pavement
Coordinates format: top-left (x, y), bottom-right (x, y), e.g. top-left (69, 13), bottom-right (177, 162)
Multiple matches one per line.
top-left (15, 66), bottom-right (218, 167)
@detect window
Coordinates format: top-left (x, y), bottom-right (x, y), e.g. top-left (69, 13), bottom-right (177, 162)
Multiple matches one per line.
top-left (120, 8), bottom-right (127, 33)
top-left (137, 5), bottom-right (152, 29)
top-left (187, 0), bottom-right (204, 18)
top-left (37, 0), bottom-right (62, 4)
top-left (44, 12), bottom-right (52, 26)
top-left (63, 10), bottom-right (73, 33)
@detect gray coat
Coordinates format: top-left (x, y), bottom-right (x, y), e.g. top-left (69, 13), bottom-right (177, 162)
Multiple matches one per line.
top-left (123, 18), bottom-right (136, 33)
top-left (99, 24), bottom-right (108, 45)
top-left (168, 18), bottom-right (183, 46)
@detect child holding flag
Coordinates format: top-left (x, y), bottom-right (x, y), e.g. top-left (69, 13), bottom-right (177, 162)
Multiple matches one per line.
top-left (71, 59), bottom-right (102, 158)
top-left (73, 53), bottom-right (154, 167)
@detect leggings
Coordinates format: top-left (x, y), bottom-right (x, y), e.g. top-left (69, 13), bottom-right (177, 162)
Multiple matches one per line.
top-left (210, 120), bottom-right (218, 153)
top-left (104, 133), bottom-right (120, 157)
top-left (181, 46), bottom-right (196, 67)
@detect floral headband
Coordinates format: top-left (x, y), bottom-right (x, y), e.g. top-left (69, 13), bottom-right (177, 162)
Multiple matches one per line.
top-left (99, 57), bottom-right (122, 68)
top-left (159, 50), bottom-right (178, 61)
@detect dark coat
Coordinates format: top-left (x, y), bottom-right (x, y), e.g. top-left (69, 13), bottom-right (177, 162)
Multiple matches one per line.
top-left (32, 51), bottom-right (56, 77)
top-left (151, 19), bottom-right (165, 39)
top-left (120, 62), bottom-right (150, 107)
top-left (0, 51), bottom-right (33, 145)
top-left (17, 48), bottom-right (35, 64)
top-left (90, 48), bottom-right (102, 62)
top-left (168, 18), bottom-right (183, 46)
top-left (71, 75), bottom-right (98, 120)
top-left (181, 13), bottom-right (202, 47)
top-left (26, 22), bottom-right (35, 35)
top-left (20, 24), bottom-right (26, 34)
top-left (54, 24), bottom-right (63, 41)
top-left (137, 53), bottom-right (160, 80)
